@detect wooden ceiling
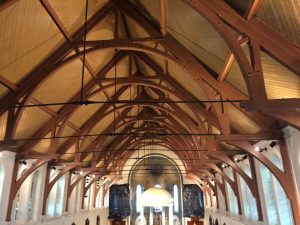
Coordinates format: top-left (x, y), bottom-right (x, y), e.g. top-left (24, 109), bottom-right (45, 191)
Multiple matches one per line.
top-left (0, 0), bottom-right (299, 176)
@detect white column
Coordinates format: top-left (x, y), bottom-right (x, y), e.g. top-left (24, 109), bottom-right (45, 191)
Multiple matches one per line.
top-left (162, 207), bottom-right (166, 225)
top-left (140, 206), bottom-right (144, 225)
top-left (17, 172), bottom-right (32, 222)
top-left (169, 205), bottom-right (173, 225)
top-left (149, 207), bottom-right (153, 225)
top-left (0, 150), bottom-right (16, 224)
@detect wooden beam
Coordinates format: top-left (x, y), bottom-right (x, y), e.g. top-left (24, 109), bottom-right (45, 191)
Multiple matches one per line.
top-left (184, 0), bottom-right (300, 77)
top-left (241, 99), bottom-right (300, 111)
top-left (6, 159), bottom-right (51, 221)
top-left (0, 0), bottom-right (116, 116)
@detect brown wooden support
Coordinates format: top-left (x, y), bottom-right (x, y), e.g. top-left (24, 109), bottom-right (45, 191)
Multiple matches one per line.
top-left (93, 178), bottom-right (110, 208)
top-left (230, 140), bottom-right (300, 224)
top-left (42, 163), bottom-right (78, 215)
top-left (212, 155), bottom-right (255, 196)
top-left (278, 138), bottom-right (300, 224)
top-left (65, 170), bottom-right (97, 211)
top-left (81, 175), bottom-right (103, 209)
top-left (0, 0), bottom-right (116, 117)
top-left (183, 0), bottom-right (300, 77)
top-left (6, 159), bottom-right (51, 221)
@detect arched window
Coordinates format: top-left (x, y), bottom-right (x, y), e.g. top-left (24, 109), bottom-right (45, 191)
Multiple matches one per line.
top-left (260, 163), bottom-right (278, 224)
top-left (0, 165), bottom-right (4, 203)
top-left (46, 174), bottom-right (66, 217)
top-left (96, 186), bottom-right (103, 209)
top-left (85, 218), bottom-right (90, 225)
top-left (224, 169), bottom-right (238, 216)
top-left (209, 216), bottom-right (213, 225)
top-left (136, 185), bottom-right (142, 213)
top-left (14, 168), bottom-right (28, 221)
top-left (27, 170), bottom-right (39, 221)
top-left (271, 155), bottom-right (294, 225)
top-left (259, 154), bottom-right (294, 225)
top-left (214, 219), bottom-right (219, 225)
top-left (55, 175), bottom-right (65, 216)
top-left (173, 185), bottom-right (179, 212)
top-left (238, 166), bottom-right (257, 221)
top-left (72, 223), bottom-right (76, 225)
top-left (96, 215), bottom-right (100, 225)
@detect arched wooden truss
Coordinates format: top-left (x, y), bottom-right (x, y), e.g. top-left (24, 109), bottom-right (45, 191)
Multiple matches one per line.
top-left (0, 0), bottom-right (299, 223)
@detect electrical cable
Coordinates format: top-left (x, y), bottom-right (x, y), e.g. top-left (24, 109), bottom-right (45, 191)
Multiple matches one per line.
top-left (0, 99), bottom-right (246, 110)
top-left (80, 0), bottom-right (89, 103)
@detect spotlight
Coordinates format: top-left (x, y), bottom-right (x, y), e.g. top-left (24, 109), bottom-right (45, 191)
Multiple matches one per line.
top-left (19, 160), bottom-right (27, 165)
top-left (234, 158), bottom-right (238, 162)
top-left (92, 174), bottom-right (95, 178)
top-left (221, 164), bottom-right (226, 168)
top-left (255, 147), bottom-right (267, 152)
top-left (79, 170), bottom-right (83, 175)
top-left (269, 141), bottom-right (278, 148)
top-left (242, 155), bottom-right (248, 160)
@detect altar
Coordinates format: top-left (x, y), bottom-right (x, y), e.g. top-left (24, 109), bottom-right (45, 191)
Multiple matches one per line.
top-left (139, 187), bottom-right (175, 225)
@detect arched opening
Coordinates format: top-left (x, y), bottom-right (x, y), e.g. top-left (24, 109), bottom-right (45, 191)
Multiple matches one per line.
top-left (85, 218), bottom-right (89, 225)
top-left (270, 154), bottom-right (294, 225)
top-left (209, 216), bottom-right (213, 225)
top-left (237, 165), bottom-right (257, 221)
top-left (259, 154), bottom-right (294, 225)
top-left (96, 215), bottom-right (100, 225)
top-left (129, 155), bottom-right (183, 225)
top-left (27, 170), bottom-right (39, 222)
top-left (214, 219), bottom-right (219, 225)
top-left (13, 167), bottom-right (28, 222)
top-left (46, 173), bottom-right (66, 217)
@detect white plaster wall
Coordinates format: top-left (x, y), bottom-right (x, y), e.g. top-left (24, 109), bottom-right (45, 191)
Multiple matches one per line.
top-left (37, 209), bottom-right (108, 225)
top-left (204, 208), bottom-right (263, 225)
top-left (204, 128), bottom-right (300, 225)
top-left (0, 151), bottom-right (16, 225)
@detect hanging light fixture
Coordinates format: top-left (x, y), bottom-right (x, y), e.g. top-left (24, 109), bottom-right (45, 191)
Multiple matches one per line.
top-left (141, 187), bottom-right (173, 207)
